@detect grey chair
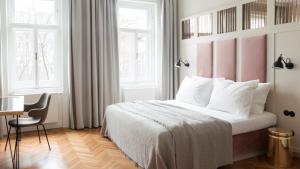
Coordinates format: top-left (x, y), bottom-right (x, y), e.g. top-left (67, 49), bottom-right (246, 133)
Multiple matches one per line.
top-left (5, 93), bottom-right (52, 151)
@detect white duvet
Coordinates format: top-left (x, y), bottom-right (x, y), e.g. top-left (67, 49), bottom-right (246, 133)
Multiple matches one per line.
top-left (166, 100), bottom-right (277, 135)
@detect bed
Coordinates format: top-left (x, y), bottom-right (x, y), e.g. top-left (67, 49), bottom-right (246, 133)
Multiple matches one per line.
top-left (101, 99), bottom-right (276, 169)
top-left (101, 35), bottom-right (272, 169)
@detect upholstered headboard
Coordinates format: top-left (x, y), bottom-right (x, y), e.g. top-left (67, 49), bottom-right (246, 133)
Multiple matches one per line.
top-left (240, 35), bottom-right (267, 82)
top-left (215, 39), bottom-right (237, 81)
top-left (197, 42), bottom-right (213, 78)
top-left (196, 35), bottom-right (267, 82)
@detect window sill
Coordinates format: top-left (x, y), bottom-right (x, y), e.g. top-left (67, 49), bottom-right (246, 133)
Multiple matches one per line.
top-left (9, 88), bottom-right (64, 96)
top-left (120, 83), bottom-right (158, 90)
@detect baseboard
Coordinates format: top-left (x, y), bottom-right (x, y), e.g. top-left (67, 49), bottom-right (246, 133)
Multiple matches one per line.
top-left (233, 151), bottom-right (266, 162)
top-left (234, 148), bottom-right (300, 160)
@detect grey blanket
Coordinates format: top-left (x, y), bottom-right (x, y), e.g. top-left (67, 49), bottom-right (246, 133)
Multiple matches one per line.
top-left (101, 101), bottom-right (232, 169)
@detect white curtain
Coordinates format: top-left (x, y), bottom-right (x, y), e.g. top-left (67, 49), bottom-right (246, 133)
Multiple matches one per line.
top-left (161, 0), bottom-right (179, 100)
top-left (69, 0), bottom-right (120, 129)
top-left (0, 4), bottom-right (4, 138)
top-left (0, 46), bottom-right (3, 138)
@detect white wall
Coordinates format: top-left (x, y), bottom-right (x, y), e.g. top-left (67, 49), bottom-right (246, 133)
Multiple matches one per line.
top-left (273, 31), bottom-right (300, 155)
top-left (178, 0), bottom-right (233, 19)
top-left (178, 0), bottom-right (300, 155)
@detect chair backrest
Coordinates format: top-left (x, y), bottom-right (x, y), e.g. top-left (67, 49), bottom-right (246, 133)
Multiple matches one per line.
top-left (28, 93), bottom-right (52, 124)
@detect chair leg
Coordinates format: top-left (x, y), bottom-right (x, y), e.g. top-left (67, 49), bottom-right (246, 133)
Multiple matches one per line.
top-left (42, 124), bottom-right (51, 150)
top-left (18, 127), bottom-right (22, 141)
top-left (4, 126), bottom-right (11, 151)
top-left (13, 127), bottom-right (18, 160)
top-left (37, 125), bottom-right (41, 143)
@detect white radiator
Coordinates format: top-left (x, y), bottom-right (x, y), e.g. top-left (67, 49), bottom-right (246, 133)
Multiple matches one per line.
top-left (121, 87), bottom-right (157, 102)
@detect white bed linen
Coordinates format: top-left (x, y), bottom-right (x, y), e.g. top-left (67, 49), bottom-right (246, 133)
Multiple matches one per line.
top-left (165, 100), bottom-right (277, 135)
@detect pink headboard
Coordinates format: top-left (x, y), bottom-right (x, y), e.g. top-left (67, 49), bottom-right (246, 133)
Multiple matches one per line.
top-left (215, 39), bottom-right (237, 81)
top-left (197, 42), bottom-right (213, 78)
top-left (241, 35), bottom-right (267, 82)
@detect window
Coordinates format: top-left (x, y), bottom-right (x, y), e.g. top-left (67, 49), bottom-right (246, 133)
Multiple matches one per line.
top-left (4, 0), bottom-right (63, 92)
top-left (118, 0), bottom-right (158, 87)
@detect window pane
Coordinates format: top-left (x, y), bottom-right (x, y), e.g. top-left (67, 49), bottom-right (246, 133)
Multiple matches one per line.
top-left (119, 7), bottom-right (148, 30)
top-left (11, 0), bottom-right (57, 25)
top-left (136, 33), bottom-right (151, 82)
top-left (119, 31), bottom-right (136, 83)
top-left (35, 0), bottom-right (57, 25)
top-left (7, 0), bottom-right (62, 92)
top-left (12, 0), bottom-right (35, 24)
top-left (37, 30), bottom-right (59, 87)
top-left (9, 29), bottom-right (35, 89)
top-left (118, 2), bottom-right (157, 86)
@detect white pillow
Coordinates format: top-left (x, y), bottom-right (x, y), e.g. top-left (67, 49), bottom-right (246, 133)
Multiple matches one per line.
top-left (176, 76), bottom-right (214, 107)
top-left (207, 79), bottom-right (259, 118)
top-left (251, 83), bottom-right (272, 114)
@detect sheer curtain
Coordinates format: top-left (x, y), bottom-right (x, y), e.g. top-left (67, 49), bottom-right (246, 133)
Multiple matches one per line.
top-left (160, 0), bottom-right (179, 100)
top-left (69, 0), bottom-right (120, 129)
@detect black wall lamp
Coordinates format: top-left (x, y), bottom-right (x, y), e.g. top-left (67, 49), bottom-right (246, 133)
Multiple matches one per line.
top-left (175, 58), bottom-right (190, 68)
top-left (273, 54), bottom-right (294, 69)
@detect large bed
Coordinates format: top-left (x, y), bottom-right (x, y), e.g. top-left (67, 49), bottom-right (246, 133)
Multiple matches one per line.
top-left (101, 100), bottom-right (276, 169)
top-left (101, 35), bottom-right (273, 169)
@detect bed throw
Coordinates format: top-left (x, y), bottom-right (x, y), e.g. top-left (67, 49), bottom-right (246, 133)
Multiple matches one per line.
top-left (101, 101), bottom-right (233, 169)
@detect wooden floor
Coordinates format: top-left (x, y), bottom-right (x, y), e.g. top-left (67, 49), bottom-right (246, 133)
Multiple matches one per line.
top-left (0, 128), bottom-right (299, 169)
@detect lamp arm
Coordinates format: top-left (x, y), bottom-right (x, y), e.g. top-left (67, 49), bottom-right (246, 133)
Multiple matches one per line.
top-left (181, 60), bottom-right (188, 64)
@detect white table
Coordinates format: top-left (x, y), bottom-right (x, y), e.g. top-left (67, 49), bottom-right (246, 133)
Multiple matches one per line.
top-left (0, 96), bottom-right (24, 169)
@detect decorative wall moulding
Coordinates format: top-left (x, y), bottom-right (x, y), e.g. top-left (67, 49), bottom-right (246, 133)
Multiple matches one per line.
top-left (275, 0), bottom-right (300, 25)
top-left (182, 19), bottom-right (191, 40)
top-left (242, 0), bottom-right (267, 30)
top-left (181, 0), bottom-right (300, 40)
top-left (198, 14), bottom-right (213, 36)
top-left (181, 17), bottom-right (197, 40)
top-left (217, 7), bottom-right (237, 34)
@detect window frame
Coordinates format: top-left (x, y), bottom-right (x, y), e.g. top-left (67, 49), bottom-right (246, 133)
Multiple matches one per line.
top-left (118, 0), bottom-right (158, 88)
top-left (2, 0), bottom-right (64, 94)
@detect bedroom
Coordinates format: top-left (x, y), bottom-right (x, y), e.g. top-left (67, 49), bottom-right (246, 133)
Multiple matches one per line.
top-left (0, 0), bottom-right (299, 169)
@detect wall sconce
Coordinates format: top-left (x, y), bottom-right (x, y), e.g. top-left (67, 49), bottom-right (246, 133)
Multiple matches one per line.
top-left (273, 54), bottom-right (294, 69)
top-left (175, 58), bottom-right (190, 68)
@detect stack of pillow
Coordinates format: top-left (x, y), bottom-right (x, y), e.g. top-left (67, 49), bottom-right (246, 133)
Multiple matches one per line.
top-left (175, 76), bottom-right (272, 119)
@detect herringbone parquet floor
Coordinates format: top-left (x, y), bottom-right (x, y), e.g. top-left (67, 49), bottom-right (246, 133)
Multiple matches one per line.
top-left (0, 128), bottom-right (137, 169)
top-left (0, 128), bottom-right (299, 169)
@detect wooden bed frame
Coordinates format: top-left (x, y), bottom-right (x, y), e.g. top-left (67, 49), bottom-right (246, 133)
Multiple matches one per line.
top-left (233, 128), bottom-right (269, 161)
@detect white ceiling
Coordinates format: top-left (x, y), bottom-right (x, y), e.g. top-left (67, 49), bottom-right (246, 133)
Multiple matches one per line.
top-left (178, 0), bottom-right (235, 18)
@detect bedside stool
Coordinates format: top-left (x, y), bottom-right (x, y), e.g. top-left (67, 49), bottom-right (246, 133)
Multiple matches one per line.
top-left (267, 127), bottom-right (294, 168)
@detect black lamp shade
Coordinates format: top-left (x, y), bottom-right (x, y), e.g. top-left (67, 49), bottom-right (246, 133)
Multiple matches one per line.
top-left (285, 58), bottom-right (294, 69)
top-left (175, 61), bottom-right (181, 68)
top-left (273, 56), bottom-right (284, 69)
